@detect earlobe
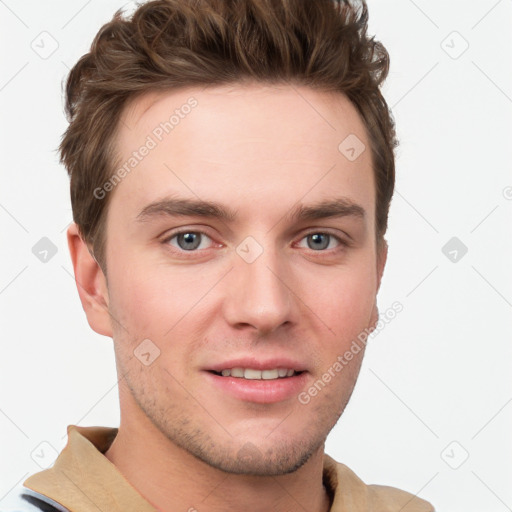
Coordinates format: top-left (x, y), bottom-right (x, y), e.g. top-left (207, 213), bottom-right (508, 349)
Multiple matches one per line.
top-left (66, 223), bottom-right (112, 338)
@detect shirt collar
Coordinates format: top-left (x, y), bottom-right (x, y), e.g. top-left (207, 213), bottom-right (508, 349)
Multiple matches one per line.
top-left (24, 425), bottom-right (158, 512)
top-left (23, 424), bottom-right (367, 512)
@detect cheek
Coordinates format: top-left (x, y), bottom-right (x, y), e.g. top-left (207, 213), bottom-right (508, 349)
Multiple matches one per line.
top-left (107, 259), bottom-right (211, 376)
top-left (107, 255), bottom-right (201, 334)
top-left (304, 263), bottom-right (377, 339)
top-left (109, 273), bottom-right (161, 336)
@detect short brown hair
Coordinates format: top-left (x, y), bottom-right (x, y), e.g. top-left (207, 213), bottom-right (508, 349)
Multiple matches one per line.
top-left (60, 0), bottom-right (397, 274)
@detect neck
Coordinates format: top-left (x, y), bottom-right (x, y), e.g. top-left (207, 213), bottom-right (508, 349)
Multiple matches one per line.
top-left (104, 416), bottom-right (331, 512)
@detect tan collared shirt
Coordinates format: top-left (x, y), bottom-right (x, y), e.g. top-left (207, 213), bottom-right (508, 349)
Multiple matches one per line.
top-left (20, 425), bottom-right (434, 511)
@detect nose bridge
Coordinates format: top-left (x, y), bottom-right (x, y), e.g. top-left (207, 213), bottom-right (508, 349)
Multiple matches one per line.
top-left (223, 235), bottom-right (295, 333)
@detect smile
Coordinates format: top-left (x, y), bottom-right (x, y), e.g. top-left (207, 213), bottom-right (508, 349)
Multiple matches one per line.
top-left (211, 368), bottom-right (302, 379)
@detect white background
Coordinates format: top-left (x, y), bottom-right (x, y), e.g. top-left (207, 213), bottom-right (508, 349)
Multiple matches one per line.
top-left (1, 1), bottom-right (511, 511)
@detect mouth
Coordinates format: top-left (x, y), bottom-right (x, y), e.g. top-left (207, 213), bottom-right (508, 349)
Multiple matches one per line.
top-left (208, 368), bottom-right (305, 380)
top-left (204, 364), bottom-right (308, 404)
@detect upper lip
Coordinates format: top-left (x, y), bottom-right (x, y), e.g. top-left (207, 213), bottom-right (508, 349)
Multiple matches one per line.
top-left (206, 357), bottom-right (308, 373)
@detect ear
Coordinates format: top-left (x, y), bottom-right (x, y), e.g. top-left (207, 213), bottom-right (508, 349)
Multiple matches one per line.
top-left (376, 238), bottom-right (388, 293)
top-left (369, 238), bottom-right (388, 329)
top-left (67, 222), bottom-right (113, 338)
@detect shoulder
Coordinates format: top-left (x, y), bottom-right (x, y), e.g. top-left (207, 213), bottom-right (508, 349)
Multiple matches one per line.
top-left (0, 485), bottom-right (69, 512)
top-left (325, 456), bottom-right (435, 512)
top-left (366, 483), bottom-right (435, 512)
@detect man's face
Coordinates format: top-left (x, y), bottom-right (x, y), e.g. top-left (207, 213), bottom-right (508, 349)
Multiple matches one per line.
top-left (99, 83), bottom-right (385, 475)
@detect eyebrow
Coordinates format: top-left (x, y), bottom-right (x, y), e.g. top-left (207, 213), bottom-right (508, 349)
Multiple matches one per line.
top-left (136, 196), bottom-right (366, 224)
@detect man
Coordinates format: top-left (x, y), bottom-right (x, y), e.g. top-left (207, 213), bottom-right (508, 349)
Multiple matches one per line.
top-left (6, 0), bottom-right (435, 510)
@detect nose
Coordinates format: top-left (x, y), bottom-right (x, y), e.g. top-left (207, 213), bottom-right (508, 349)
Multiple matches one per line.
top-left (222, 241), bottom-right (297, 335)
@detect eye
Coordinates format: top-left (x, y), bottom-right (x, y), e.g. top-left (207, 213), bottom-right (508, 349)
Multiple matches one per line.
top-left (297, 232), bottom-right (346, 251)
top-left (163, 231), bottom-right (214, 252)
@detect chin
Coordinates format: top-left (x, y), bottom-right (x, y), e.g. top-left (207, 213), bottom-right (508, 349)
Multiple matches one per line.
top-left (191, 437), bottom-right (323, 476)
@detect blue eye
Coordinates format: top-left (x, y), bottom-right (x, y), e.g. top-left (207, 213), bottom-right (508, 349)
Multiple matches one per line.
top-left (165, 231), bottom-right (213, 251)
top-left (299, 232), bottom-right (344, 251)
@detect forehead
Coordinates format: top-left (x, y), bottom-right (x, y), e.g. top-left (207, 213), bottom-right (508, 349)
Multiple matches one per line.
top-left (110, 82), bottom-right (374, 226)
top-left (121, 82), bottom-right (367, 142)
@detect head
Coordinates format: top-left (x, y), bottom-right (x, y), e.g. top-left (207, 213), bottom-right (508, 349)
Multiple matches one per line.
top-left (65, 0), bottom-right (396, 476)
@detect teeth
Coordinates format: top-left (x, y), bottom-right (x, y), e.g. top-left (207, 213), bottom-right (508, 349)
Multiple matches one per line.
top-left (216, 367), bottom-right (298, 380)
top-left (231, 368), bottom-right (245, 378)
top-left (244, 369), bottom-right (261, 380)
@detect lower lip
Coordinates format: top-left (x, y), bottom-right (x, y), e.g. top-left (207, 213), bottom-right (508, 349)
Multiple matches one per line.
top-left (204, 371), bottom-right (308, 404)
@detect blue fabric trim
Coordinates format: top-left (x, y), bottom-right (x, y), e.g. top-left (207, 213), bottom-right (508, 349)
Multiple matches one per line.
top-left (0, 486), bottom-right (69, 512)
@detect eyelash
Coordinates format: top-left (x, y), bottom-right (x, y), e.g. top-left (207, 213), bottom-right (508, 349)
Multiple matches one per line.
top-left (161, 229), bottom-right (350, 256)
